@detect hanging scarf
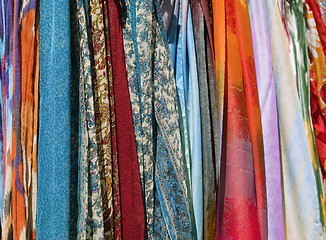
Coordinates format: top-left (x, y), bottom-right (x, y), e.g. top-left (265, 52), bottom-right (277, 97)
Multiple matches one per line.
top-left (102, 0), bottom-right (122, 237)
top-left (108, 0), bottom-right (146, 238)
top-left (72, 0), bottom-right (105, 239)
top-left (284, 0), bottom-right (326, 230)
top-left (37, 1), bottom-right (79, 239)
top-left (122, 0), bottom-right (193, 238)
top-left (265, 0), bottom-right (325, 238)
top-left (189, 0), bottom-right (217, 239)
top-left (248, 0), bottom-right (285, 239)
top-left (88, 0), bottom-right (115, 237)
top-left (216, 0), bottom-right (267, 239)
top-left (0, 1), bottom-right (39, 238)
top-left (212, 1), bottom-right (225, 225)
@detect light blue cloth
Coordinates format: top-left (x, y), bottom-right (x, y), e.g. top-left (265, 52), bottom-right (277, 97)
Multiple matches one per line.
top-left (37, 1), bottom-right (78, 239)
top-left (167, 0), bottom-right (203, 238)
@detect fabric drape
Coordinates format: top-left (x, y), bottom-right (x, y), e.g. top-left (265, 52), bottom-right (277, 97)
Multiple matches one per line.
top-left (37, 1), bottom-right (79, 239)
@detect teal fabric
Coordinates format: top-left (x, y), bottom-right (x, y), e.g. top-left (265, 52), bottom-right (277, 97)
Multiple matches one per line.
top-left (36, 1), bottom-right (78, 239)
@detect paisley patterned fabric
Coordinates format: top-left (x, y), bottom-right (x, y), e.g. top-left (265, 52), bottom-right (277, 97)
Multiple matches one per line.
top-left (88, 0), bottom-right (114, 237)
top-left (122, 0), bottom-right (193, 238)
top-left (72, 0), bottom-right (105, 239)
top-left (0, 1), bottom-right (326, 239)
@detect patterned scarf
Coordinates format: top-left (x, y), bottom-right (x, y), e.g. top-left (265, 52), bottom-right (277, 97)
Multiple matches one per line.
top-left (122, 0), bottom-right (193, 238)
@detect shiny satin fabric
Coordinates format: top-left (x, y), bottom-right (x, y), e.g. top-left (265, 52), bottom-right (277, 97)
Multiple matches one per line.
top-left (164, 0), bottom-right (203, 237)
top-left (216, 0), bottom-right (267, 239)
top-left (284, 0), bottom-right (326, 231)
top-left (248, 0), bottom-right (285, 239)
top-left (212, 1), bottom-right (225, 221)
top-left (189, 0), bottom-right (217, 239)
top-left (265, 0), bottom-right (325, 239)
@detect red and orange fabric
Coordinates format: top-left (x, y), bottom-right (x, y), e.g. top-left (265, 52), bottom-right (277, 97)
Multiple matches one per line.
top-left (214, 0), bottom-right (267, 239)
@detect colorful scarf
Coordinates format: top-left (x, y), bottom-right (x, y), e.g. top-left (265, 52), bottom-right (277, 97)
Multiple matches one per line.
top-left (216, 0), bottom-right (267, 239)
top-left (265, 0), bottom-right (325, 238)
top-left (122, 0), bottom-right (193, 238)
top-left (248, 0), bottom-right (285, 238)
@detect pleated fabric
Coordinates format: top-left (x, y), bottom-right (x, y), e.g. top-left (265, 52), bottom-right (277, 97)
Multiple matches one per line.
top-left (189, 0), bottom-right (217, 239)
top-left (265, 0), bottom-right (325, 238)
top-left (248, 1), bottom-right (285, 239)
top-left (37, 0), bottom-right (79, 239)
top-left (122, 0), bottom-right (193, 238)
top-left (108, 0), bottom-right (146, 238)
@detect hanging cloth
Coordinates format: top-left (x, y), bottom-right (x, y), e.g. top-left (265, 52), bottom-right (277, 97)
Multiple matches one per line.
top-left (248, 0), bottom-right (285, 239)
top-left (88, 0), bottom-right (115, 237)
top-left (122, 0), bottom-right (193, 238)
top-left (108, 0), bottom-right (146, 238)
top-left (265, 0), bottom-right (325, 238)
top-left (189, 0), bottom-right (217, 239)
top-left (72, 0), bottom-right (105, 239)
top-left (217, 0), bottom-right (267, 239)
top-left (20, 1), bottom-right (39, 238)
top-left (102, 0), bottom-right (122, 237)
top-left (284, 0), bottom-right (326, 229)
top-left (1, 1), bottom-right (26, 239)
top-left (37, 1), bottom-right (79, 239)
